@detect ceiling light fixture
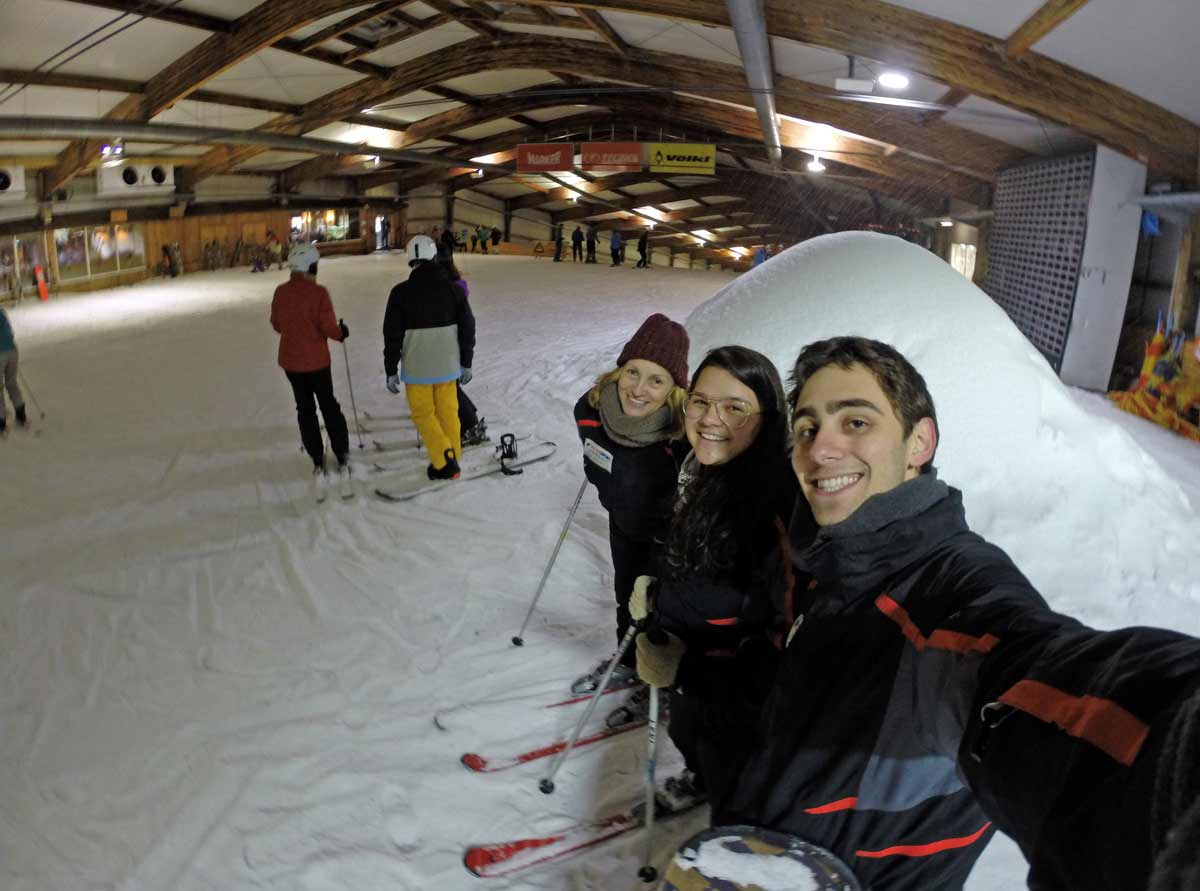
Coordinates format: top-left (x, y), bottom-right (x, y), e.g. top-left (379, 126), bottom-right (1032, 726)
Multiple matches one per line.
top-left (877, 71), bottom-right (910, 91)
top-left (471, 168), bottom-right (484, 178)
top-left (807, 155), bottom-right (825, 173)
top-left (939, 219), bottom-right (954, 228)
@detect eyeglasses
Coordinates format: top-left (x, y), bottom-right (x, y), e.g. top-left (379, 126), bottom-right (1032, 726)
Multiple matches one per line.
top-left (684, 393), bottom-right (761, 430)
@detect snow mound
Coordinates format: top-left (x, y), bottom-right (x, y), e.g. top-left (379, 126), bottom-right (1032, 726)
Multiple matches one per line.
top-left (685, 232), bottom-right (1200, 632)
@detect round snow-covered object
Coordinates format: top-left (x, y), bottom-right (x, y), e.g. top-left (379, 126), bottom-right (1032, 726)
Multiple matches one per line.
top-left (685, 231), bottom-right (1200, 630)
top-left (287, 241), bottom-right (320, 272)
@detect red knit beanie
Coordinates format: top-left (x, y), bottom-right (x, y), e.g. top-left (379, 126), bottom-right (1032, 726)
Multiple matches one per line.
top-left (617, 313), bottom-right (689, 387)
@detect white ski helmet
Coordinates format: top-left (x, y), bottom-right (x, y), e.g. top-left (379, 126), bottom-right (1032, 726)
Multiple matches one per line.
top-left (406, 234), bottom-right (438, 266)
top-left (287, 242), bottom-right (321, 273)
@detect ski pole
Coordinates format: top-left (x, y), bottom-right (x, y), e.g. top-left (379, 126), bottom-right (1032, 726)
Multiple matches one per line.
top-left (17, 368), bottom-right (45, 419)
top-left (637, 681), bottom-right (662, 883)
top-left (512, 478), bottom-right (588, 646)
top-left (340, 332), bottom-right (364, 450)
top-left (539, 623), bottom-right (638, 794)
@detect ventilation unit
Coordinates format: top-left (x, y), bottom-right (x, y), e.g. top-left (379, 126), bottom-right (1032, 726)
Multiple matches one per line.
top-left (0, 166), bottom-right (28, 203)
top-left (96, 163), bottom-right (175, 195)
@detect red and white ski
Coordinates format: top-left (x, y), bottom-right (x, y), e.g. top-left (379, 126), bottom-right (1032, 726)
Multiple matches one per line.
top-left (463, 801), bottom-right (703, 878)
top-left (461, 718), bottom-right (646, 772)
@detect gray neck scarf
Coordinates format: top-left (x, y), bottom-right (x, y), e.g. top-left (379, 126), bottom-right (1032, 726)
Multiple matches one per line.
top-left (598, 381), bottom-right (674, 447)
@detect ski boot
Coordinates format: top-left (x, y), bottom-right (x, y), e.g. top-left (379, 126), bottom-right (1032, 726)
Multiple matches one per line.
top-left (570, 659), bottom-right (636, 695)
top-left (427, 448), bottom-right (461, 481)
top-left (606, 684), bottom-right (669, 728)
top-left (336, 457), bottom-right (354, 499)
top-left (15, 405), bottom-right (26, 427)
top-left (312, 462), bottom-right (331, 503)
top-left (461, 417), bottom-right (489, 446)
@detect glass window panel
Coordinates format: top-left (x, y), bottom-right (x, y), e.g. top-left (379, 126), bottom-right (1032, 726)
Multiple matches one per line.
top-left (115, 224), bottom-right (145, 270)
top-left (88, 226), bottom-right (119, 275)
top-left (55, 228), bottom-right (89, 280)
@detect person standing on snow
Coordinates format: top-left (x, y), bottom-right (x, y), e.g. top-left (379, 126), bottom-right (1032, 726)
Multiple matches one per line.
top-left (477, 225), bottom-right (491, 255)
top-left (626, 345), bottom-right (799, 815)
top-left (269, 243), bottom-right (352, 496)
top-left (571, 313), bottom-right (689, 694)
top-left (636, 228), bottom-right (650, 268)
top-left (383, 235), bottom-right (476, 481)
top-left (704, 336), bottom-right (1200, 891)
top-left (0, 305), bottom-right (28, 434)
top-left (441, 254), bottom-right (487, 446)
top-left (609, 230), bottom-right (624, 267)
top-left (572, 226), bottom-right (584, 262)
top-left (586, 225), bottom-right (598, 263)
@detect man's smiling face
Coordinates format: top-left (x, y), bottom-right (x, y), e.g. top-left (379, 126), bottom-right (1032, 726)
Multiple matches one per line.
top-left (791, 363), bottom-right (934, 526)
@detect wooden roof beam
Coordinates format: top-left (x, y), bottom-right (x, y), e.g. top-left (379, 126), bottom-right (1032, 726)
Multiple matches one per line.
top-left (579, 10), bottom-right (630, 55)
top-left (340, 13), bottom-right (453, 63)
top-left (422, 0), bottom-right (500, 37)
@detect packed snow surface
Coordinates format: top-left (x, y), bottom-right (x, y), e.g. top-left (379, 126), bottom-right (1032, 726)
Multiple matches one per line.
top-left (2, 237), bottom-right (1197, 890)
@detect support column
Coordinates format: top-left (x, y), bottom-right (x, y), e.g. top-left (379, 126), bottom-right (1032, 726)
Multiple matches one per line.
top-left (1169, 218), bottom-right (1198, 335)
top-left (503, 199), bottom-right (513, 243)
top-left (444, 188), bottom-right (456, 231)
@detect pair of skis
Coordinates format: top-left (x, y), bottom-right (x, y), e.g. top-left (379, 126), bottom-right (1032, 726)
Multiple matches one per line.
top-left (374, 438), bottom-right (556, 502)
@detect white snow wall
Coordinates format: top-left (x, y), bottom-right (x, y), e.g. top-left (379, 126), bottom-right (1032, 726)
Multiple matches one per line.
top-left (685, 232), bottom-right (1200, 632)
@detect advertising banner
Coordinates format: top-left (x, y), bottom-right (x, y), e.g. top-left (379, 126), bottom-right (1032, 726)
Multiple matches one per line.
top-left (516, 142), bottom-right (574, 172)
top-left (581, 141), bottom-right (642, 173)
top-left (646, 142), bottom-right (716, 175)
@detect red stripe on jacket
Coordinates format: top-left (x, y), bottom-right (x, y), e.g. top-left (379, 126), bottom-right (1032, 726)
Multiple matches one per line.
top-left (856, 822), bottom-right (992, 859)
top-left (998, 679), bottom-right (1148, 766)
top-left (875, 594), bottom-right (999, 654)
top-left (804, 796), bottom-right (858, 814)
top-left (577, 419), bottom-right (601, 427)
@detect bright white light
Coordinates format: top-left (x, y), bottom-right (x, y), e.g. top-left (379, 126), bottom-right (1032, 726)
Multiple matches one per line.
top-left (877, 71), bottom-right (910, 91)
top-left (100, 144), bottom-right (112, 156)
top-left (471, 168), bottom-right (484, 178)
top-left (369, 156), bottom-right (380, 166)
top-left (939, 219), bottom-right (954, 227)
top-left (807, 156), bottom-right (825, 173)
top-left (570, 194), bottom-right (578, 202)
top-left (113, 144), bottom-right (124, 156)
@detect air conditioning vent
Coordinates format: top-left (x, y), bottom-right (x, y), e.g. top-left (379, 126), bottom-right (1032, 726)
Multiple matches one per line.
top-left (0, 166), bottom-right (28, 203)
top-left (97, 164), bottom-right (175, 195)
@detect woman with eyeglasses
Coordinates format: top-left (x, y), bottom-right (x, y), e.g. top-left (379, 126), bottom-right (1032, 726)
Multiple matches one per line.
top-left (628, 344), bottom-right (801, 816)
top-left (571, 314), bottom-right (690, 696)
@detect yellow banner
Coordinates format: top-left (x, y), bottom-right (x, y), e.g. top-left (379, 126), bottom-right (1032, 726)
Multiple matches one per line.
top-left (646, 142), bottom-right (716, 175)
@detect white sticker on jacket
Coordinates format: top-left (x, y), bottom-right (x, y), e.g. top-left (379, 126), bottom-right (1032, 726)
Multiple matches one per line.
top-left (584, 438), bottom-right (614, 473)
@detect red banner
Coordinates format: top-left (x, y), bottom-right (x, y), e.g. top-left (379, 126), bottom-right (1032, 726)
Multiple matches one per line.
top-left (581, 141), bottom-right (642, 173)
top-left (516, 143), bottom-right (574, 173)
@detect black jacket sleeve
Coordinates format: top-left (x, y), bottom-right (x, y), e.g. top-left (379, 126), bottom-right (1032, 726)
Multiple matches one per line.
top-left (382, 283), bottom-right (407, 376)
top-left (454, 281), bottom-right (476, 369)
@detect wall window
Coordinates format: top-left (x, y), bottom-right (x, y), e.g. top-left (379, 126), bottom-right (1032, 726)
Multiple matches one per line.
top-left (115, 224), bottom-right (146, 270)
top-left (951, 242), bottom-right (977, 280)
top-left (55, 228), bottom-right (89, 280)
top-left (314, 209), bottom-right (351, 242)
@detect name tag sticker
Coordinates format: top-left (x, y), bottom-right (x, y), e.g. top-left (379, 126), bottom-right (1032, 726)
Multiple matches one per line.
top-left (584, 438), bottom-right (614, 473)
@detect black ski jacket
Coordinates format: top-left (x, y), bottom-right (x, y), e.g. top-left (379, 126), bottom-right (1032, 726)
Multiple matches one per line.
top-left (382, 261), bottom-right (475, 383)
top-left (724, 481), bottom-right (1200, 891)
top-left (574, 392), bottom-right (682, 542)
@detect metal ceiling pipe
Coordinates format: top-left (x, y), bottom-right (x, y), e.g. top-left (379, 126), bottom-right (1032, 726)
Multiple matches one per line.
top-left (0, 117), bottom-right (513, 173)
top-left (724, 0), bottom-right (782, 166)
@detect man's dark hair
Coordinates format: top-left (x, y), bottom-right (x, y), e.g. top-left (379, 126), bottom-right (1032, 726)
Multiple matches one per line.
top-left (308, 262), bottom-right (318, 276)
top-left (789, 336), bottom-right (938, 473)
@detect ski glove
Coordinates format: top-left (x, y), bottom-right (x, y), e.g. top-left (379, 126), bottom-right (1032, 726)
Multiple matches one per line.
top-left (386, 374), bottom-right (401, 394)
top-left (338, 318), bottom-right (350, 340)
top-left (636, 631), bottom-right (685, 688)
top-left (629, 575), bottom-right (656, 621)
top-left (459, 367), bottom-right (473, 385)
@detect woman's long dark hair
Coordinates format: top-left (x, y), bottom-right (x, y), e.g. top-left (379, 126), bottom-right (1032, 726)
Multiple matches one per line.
top-left (662, 345), bottom-right (791, 580)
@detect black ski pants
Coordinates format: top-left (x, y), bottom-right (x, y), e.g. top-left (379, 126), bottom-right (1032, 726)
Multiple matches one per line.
top-left (285, 366), bottom-right (349, 468)
top-left (637, 247), bottom-right (647, 268)
top-left (609, 519), bottom-right (655, 668)
top-left (572, 242), bottom-right (583, 261)
top-left (611, 247), bottom-right (622, 267)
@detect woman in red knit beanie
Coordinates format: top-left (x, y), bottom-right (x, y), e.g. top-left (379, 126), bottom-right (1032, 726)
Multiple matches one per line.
top-left (571, 313), bottom-right (690, 707)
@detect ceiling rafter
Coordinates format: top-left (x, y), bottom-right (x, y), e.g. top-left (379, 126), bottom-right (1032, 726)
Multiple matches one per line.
top-left (513, 0), bottom-right (1197, 181)
top-left (578, 9), bottom-right (629, 55)
top-left (928, 0), bottom-right (1092, 121)
top-left (422, 0), bottom-right (501, 38)
top-left (43, 0), bottom-right (376, 193)
top-left (340, 13), bottom-right (454, 63)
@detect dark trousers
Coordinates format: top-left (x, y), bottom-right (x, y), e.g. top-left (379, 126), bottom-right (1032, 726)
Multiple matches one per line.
top-left (285, 367), bottom-right (349, 468)
top-left (457, 383), bottom-right (478, 429)
top-left (553, 240), bottom-right (564, 261)
top-left (572, 242), bottom-right (583, 261)
top-left (609, 519), bottom-right (655, 667)
top-left (611, 247), bottom-right (622, 266)
top-left (637, 247), bottom-right (647, 268)
top-left (586, 242), bottom-right (596, 262)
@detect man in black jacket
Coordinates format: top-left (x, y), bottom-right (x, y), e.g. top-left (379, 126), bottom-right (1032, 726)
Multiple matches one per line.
top-left (706, 337), bottom-right (1200, 891)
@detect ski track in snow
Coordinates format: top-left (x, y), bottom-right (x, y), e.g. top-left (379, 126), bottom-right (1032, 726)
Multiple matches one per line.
top-left (1, 249), bottom-right (1195, 889)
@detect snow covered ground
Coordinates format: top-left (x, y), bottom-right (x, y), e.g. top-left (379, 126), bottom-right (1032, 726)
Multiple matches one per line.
top-left (1, 243), bottom-right (1197, 891)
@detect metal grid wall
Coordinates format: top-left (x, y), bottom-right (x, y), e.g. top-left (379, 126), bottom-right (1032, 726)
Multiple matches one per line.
top-left (983, 152), bottom-right (1094, 369)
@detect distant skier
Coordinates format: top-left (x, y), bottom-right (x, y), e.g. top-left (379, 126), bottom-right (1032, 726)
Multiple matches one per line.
top-left (477, 225), bottom-right (491, 255)
top-left (571, 313), bottom-right (689, 694)
top-left (383, 235), bottom-right (476, 481)
top-left (571, 226), bottom-right (584, 262)
top-left (0, 305), bottom-right (27, 434)
top-left (585, 225), bottom-right (598, 263)
top-left (269, 242), bottom-right (352, 499)
top-left (552, 224), bottom-right (564, 262)
top-left (636, 228), bottom-right (650, 268)
top-left (609, 230), bottom-right (624, 267)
